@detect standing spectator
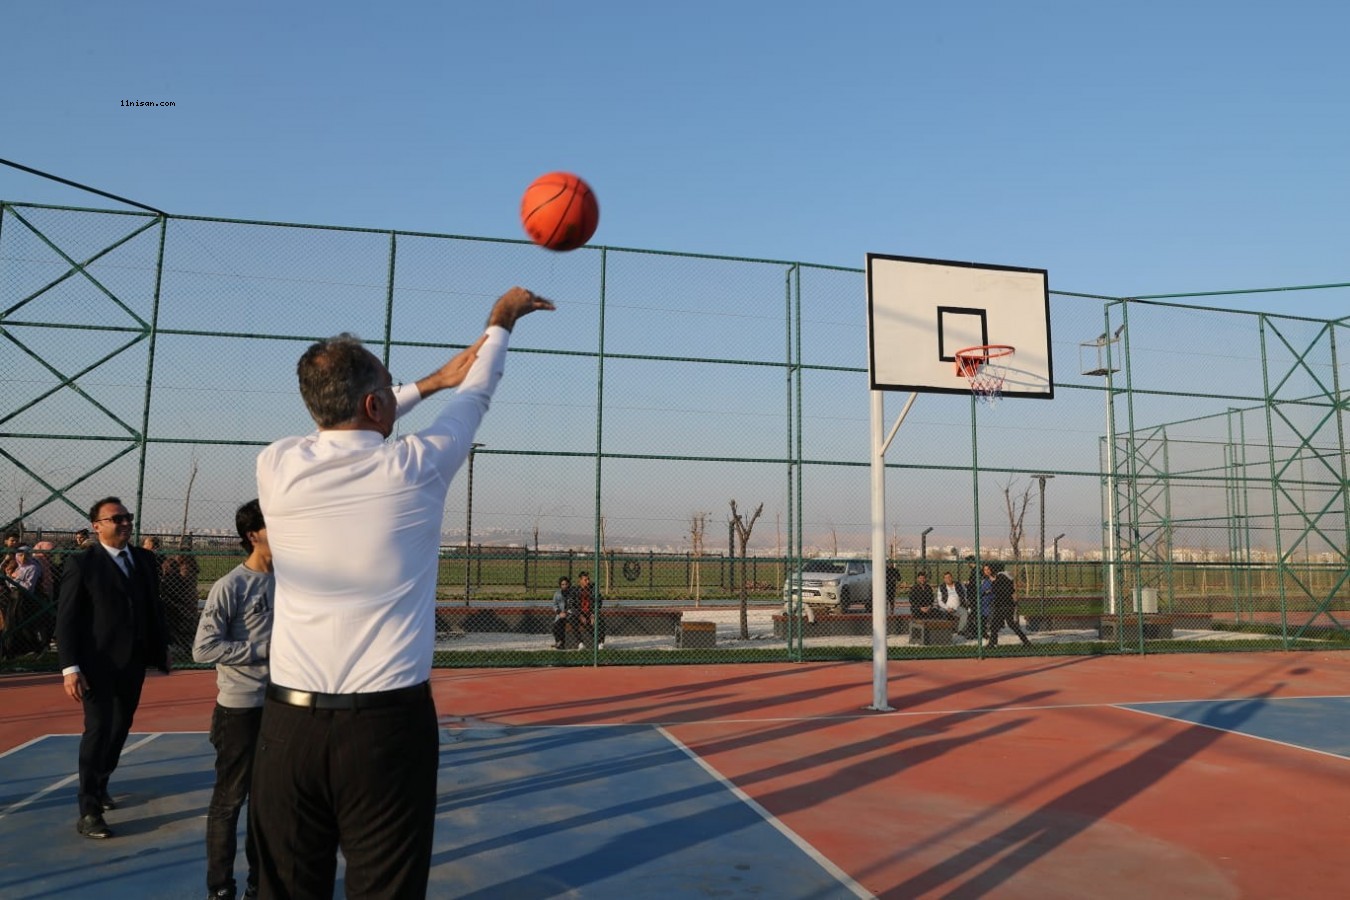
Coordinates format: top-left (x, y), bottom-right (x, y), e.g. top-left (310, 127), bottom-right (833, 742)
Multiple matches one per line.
top-left (551, 575), bottom-right (575, 649)
top-left (574, 570), bottom-right (604, 649)
top-left (908, 571), bottom-right (941, 618)
top-left (161, 544), bottom-right (201, 650)
top-left (32, 540), bottom-right (58, 597)
top-left (885, 564), bottom-right (901, 613)
top-left (977, 564), bottom-right (995, 643)
top-left (9, 545), bottom-right (40, 594)
top-left (251, 286), bottom-right (553, 898)
top-left (985, 564), bottom-right (1030, 647)
top-left (2, 531), bottom-right (19, 577)
top-left (142, 535), bottom-right (165, 572)
top-left (56, 496), bottom-right (171, 839)
top-left (4, 546), bottom-right (44, 655)
top-left (193, 500), bottom-right (273, 900)
top-left (28, 540), bottom-right (60, 652)
top-left (966, 557), bottom-right (982, 637)
top-left (73, 528), bottom-right (92, 549)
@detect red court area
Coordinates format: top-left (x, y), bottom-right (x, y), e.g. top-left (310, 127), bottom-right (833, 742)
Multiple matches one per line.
top-left (6, 652), bottom-right (1350, 899)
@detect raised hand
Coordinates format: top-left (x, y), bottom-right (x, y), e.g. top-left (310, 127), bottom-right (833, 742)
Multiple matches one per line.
top-left (487, 286), bottom-right (555, 332)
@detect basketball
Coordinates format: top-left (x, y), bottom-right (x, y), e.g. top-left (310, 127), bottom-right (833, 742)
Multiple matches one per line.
top-left (520, 172), bottom-right (599, 251)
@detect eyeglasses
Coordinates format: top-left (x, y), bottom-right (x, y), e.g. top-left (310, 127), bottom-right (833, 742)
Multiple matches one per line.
top-left (95, 513), bottom-right (135, 525)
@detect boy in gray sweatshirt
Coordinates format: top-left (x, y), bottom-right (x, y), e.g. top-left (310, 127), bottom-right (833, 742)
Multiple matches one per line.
top-left (192, 499), bottom-right (273, 900)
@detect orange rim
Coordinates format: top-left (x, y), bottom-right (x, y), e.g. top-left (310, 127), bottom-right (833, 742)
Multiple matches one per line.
top-left (954, 344), bottom-right (1015, 377)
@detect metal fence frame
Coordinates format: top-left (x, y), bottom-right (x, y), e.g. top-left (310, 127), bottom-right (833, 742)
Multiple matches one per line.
top-left (2, 201), bottom-right (1347, 667)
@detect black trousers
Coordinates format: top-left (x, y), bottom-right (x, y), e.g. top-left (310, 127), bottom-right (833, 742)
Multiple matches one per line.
top-left (250, 688), bottom-right (438, 900)
top-left (986, 601), bottom-right (1030, 645)
top-left (575, 612), bottom-right (604, 646)
top-left (207, 704), bottom-right (263, 896)
top-left (77, 661), bottom-right (146, 816)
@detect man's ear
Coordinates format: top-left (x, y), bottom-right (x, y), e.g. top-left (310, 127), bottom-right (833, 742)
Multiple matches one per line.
top-left (361, 391), bottom-right (381, 422)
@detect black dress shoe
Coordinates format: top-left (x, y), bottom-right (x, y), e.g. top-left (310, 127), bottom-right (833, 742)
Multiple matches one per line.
top-left (77, 813), bottom-right (113, 839)
top-left (98, 791), bottom-right (116, 811)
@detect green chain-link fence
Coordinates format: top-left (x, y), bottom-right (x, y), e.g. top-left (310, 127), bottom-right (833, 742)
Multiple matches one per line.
top-left (2, 201), bottom-right (1347, 669)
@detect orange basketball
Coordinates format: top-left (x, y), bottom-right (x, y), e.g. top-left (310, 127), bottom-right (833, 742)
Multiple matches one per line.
top-left (520, 172), bottom-right (599, 251)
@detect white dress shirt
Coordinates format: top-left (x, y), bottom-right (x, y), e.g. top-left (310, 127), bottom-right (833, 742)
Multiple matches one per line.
top-left (257, 326), bottom-right (509, 693)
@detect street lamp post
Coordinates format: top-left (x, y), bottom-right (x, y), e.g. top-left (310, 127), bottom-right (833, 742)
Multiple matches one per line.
top-left (920, 526), bottom-right (933, 568)
top-left (1053, 532), bottom-right (1066, 594)
top-left (464, 442), bottom-right (484, 605)
top-left (1032, 474), bottom-right (1054, 598)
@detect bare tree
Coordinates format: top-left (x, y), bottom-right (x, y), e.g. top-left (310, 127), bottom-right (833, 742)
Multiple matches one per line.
top-left (729, 499), bottom-right (763, 640)
top-left (1003, 479), bottom-right (1034, 575)
top-left (689, 512), bottom-right (707, 607)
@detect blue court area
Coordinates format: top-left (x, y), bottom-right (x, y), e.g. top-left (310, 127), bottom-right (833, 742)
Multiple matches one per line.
top-left (1123, 695), bottom-right (1350, 759)
top-left (0, 725), bottom-right (859, 899)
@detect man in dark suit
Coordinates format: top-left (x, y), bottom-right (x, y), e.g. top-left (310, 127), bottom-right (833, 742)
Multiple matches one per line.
top-left (56, 496), bottom-right (171, 839)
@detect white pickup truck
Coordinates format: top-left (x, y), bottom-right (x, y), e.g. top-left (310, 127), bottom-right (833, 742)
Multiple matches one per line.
top-left (782, 559), bottom-right (873, 616)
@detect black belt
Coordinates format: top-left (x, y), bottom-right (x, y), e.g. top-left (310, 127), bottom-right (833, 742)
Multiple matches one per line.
top-left (266, 681), bottom-right (430, 710)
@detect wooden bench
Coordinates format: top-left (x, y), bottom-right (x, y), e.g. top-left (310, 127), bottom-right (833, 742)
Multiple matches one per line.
top-left (678, 620), bottom-right (717, 649)
top-left (909, 618), bottom-right (957, 645)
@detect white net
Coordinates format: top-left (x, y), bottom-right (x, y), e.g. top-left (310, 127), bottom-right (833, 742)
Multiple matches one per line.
top-left (956, 347), bottom-right (1013, 405)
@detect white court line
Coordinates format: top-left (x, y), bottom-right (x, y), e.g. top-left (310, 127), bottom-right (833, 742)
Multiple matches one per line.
top-left (0, 734), bottom-right (53, 759)
top-left (436, 693), bottom-right (1350, 731)
top-left (0, 732), bottom-right (161, 822)
top-left (1126, 693), bottom-right (1350, 707)
top-left (1116, 703), bottom-right (1350, 763)
top-left (656, 725), bottom-right (875, 900)
top-left (637, 693), bottom-right (1350, 728)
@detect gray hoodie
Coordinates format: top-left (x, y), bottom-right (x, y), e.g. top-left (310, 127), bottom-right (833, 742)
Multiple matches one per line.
top-left (192, 564), bottom-right (273, 708)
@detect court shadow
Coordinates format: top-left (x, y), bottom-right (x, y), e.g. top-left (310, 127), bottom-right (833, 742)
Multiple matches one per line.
top-left (887, 687), bottom-right (1280, 897)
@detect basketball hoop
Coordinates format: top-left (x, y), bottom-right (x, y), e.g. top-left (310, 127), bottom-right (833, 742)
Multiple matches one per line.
top-left (954, 345), bottom-right (1015, 405)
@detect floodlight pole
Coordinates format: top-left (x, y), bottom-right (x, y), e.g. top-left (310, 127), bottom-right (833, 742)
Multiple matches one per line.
top-left (920, 527), bottom-right (933, 567)
top-left (1083, 327), bottom-right (1124, 616)
top-left (1104, 388), bottom-right (1121, 615)
top-left (1032, 474), bottom-right (1054, 598)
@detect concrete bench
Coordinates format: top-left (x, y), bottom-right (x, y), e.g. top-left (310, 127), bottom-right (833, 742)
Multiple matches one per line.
top-left (1099, 614), bottom-right (1175, 640)
top-left (434, 605), bottom-right (682, 637)
top-left (773, 614), bottom-right (910, 638)
top-left (909, 618), bottom-right (957, 645)
top-left (678, 620), bottom-right (717, 649)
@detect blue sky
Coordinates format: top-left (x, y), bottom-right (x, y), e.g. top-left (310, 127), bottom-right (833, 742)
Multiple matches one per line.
top-left (5, 1), bottom-right (1348, 296)
top-left (3, 1), bottom-right (1348, 552)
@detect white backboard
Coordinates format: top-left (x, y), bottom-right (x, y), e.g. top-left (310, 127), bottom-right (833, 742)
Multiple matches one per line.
top-left (866, 253), bottom-right (1053, 399)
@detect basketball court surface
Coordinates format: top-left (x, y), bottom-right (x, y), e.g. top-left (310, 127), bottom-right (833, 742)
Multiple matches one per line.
top-left (4, 653), bottom-right (1350, 898)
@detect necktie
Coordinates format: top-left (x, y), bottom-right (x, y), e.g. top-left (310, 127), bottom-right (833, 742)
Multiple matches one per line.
top-left (117, 549), bottom-right (134, 578)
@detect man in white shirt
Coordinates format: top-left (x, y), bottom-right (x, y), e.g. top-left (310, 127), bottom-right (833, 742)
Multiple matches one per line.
top-left (936, 571), bottom-right (971, 636)
top-left (250, 286), bottom-right (553, 899)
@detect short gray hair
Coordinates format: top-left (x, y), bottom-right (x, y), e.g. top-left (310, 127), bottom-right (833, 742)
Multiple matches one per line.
top-left (297, 333), bottom-right (383, 428)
